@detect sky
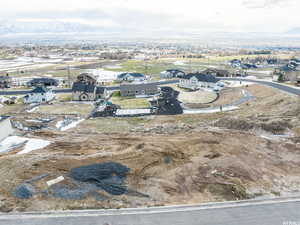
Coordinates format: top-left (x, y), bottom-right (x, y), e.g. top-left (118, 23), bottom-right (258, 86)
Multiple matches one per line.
top-left (0, 0), bottom-right (299, 34)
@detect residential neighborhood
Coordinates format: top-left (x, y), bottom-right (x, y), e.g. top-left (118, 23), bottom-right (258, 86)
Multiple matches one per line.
top-left (0, 28), bottom-right (299, 222)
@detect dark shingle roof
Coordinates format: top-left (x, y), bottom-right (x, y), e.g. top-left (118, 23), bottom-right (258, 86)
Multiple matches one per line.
top-left (118, 73), bottom-right (145, 79)
top-left (29, 78), bottom-right (58, 86)
top-left (31, 86), bottom-right (50, 93)
top-left (120, 83), bottom-right (157, 92)
top-left (96, 86), bottom-right (106, 94)
top-left (72, 82), bottom-right (96, 93)
top-left (0, 76), bottom-right (11, 81)
top-left (182, 73), bottom-right (220, 83)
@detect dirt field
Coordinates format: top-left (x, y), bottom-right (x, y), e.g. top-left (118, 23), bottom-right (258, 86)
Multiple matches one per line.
top-left (0, 84), bottom-right (299, 212)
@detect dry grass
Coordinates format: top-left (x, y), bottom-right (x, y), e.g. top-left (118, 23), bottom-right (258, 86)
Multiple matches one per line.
top-left (37, 103), bottom-right (93, 116)
top-left (111, 96), bottom-right (150, 109)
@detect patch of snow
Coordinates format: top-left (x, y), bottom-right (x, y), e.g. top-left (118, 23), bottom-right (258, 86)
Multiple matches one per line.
top-left (25, 119), bottom-right (41, 123)
top-left (56, 119), bottom-right (85, 131)
top-left (0, 136), bottom-right (50, 154)
top-left (26, 106), bottom-right (39, 113)
top-left (173, 61), bottom-right (186, 66)
top-left (226, 81), bottom-right (254, 87)
top-left (116, 109), bottom-right (152, 116)
top-left (0, 96), bottom-right (9, 103)
top-left (184, 106), bottom-right (238, 114)
top-left (247, 70), bottom-right (273, 75)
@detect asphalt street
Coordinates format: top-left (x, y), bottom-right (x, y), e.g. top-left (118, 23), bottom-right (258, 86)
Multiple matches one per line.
top-left (0, 197), bottom-right (299, 225)
top-left (0, 78), bottom-right (299, 96)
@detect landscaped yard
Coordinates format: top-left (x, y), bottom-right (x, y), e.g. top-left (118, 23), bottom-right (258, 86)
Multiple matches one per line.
top-left (110, 92), bottom-right (150, 109)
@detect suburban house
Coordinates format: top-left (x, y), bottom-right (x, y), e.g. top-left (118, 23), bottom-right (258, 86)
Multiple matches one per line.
top-left (72, 82), bottom-right (107, 101)
top-left (0, 116), bottom-right (14, 142)
top-left (117, 73), bottom-right (146, 82)
top-left (27, 78), bottom-right (59, 87)
top-left (202, 68), bottom-right (230, 77)
top-left (0, 75), bottom-right (12, 88)
top-left (160, 69), bottom-right (185, 79)
top-left (77, 73), bottom-right (97, 85)
top-left (120, 83), bottom-right (159, 97)
top-left (179, 73), bottom-right (220, 90)
top-left (24, 86), bottom-right (55, 104)
top-left (230, 59), bottom-right (257, 69)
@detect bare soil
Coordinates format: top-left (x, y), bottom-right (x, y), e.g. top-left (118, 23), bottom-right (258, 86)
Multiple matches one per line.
top-left (0, 84), bottom-right (299, 212)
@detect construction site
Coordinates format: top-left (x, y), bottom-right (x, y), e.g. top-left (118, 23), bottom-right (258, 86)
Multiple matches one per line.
top-left (0, 82), bottom-right (299, 212)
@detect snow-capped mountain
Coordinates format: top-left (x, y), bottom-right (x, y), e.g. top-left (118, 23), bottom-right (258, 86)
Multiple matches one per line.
top-left (0, 20), bottom-right (100, 34)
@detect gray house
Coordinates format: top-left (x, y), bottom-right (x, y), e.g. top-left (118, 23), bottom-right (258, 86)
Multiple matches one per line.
top-left (0, 116), bottom-right (14, 142)
top-left (160, 69), bottom-right (185, 79)
top-left (72, 82), bottom-right (107, 101)
top-left (179, 73), bottom-right (220, 90)
top-left (0, 75), bottom-right (12, 88)
top-left (120, 83), bottom-right (159, 97)
top-left (117, 73), bottom-right (146, 82)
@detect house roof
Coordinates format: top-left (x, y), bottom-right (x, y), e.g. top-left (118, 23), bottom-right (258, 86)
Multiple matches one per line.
top-left (96, 86), bottom-right (106, 94)
top-left (280, 65), bottom-right (296, 72)
top-left (0, 76), bottom-right (12, 81)
top-left (203, 68), bottom-right (229, 75)
top-left (31, 86), bottom-right (51, 93)
top-left (166, 69), bottom-right (185, 75)
top-left (0, 115), bottom-right (10, 123)
top-left (182, 73), bottom-right (220, 83)
top-left (29, 78), bottom-right (58, 85)
top-left (120, 83), bottom-right (158, 91)
top-left (118, 73), bottom-right (145, 79)
top-left (72, 82), bottom-right (96, 93)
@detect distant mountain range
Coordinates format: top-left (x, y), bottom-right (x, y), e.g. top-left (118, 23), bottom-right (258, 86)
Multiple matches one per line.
top-left (287, 27), bottom-right (300, 34)
top-left (0, 21), bottom-right (103, 34)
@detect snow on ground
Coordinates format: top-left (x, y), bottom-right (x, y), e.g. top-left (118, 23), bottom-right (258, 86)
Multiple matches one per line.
top-left (173, 61), bottom-right (186, 66)
top-left (184, 106), bottom-right (239, 114)
top-left (103, 64), bottom-right (122, 69)
top-left (116, 109), bottom-right (152, 116)
top-left (226, 81), bottom-right (254, 87)
top-left (0, 96), bottom-right (9, 103)
top-left (247, 70), bottom-right (273, 75)
top-left (56, 119), bottom-right (85, 131)
top-left (26, 106), bottom-right (39, 113)
top-left (0, 136), bottom-right (50, 154)
top-left (86, 69), bottom-right (124, 83)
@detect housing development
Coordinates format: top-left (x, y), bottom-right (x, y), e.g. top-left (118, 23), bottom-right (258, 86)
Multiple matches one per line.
top-left (0, 1), bottom-right (300, 224)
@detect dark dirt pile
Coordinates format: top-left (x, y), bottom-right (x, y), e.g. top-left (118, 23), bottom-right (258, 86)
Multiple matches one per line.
top-left (70, 162), bottom-right (130, 195)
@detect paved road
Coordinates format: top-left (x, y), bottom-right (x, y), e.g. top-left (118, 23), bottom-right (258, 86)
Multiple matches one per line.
top-left (0, 78), bottom-right (299, 96)
top-left (0, 197), bottom-right (299, 225)
top-left (220, 78), bottom-right (300, 96)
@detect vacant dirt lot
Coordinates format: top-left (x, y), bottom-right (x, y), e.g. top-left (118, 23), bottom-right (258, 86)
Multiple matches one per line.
top-left (0, 84), bottom-right (299, 212)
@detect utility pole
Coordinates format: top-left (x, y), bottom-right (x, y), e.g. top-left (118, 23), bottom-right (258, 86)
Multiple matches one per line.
top-left (144, 59), bottom-right (149, 75)
top-left (67, 65), bottom-right (71, 88)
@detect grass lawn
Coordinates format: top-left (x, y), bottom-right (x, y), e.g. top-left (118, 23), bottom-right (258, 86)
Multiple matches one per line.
top-left (56, 93), bottom-right (72, 102)
top-left (110, 95), bottom-right (150, 109)
top-left (82, 117), bottom-right (150, 133)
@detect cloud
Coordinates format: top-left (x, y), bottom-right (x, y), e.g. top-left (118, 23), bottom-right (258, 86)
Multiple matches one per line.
top-left (0, 7), bottom-right (228, 34)
top-left (242, 0), bottom-right (295, 9)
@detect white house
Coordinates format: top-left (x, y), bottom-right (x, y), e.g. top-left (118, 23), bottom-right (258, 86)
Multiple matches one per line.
top-left (24, 86), bottom-right (55, 104)
top-left (117, 73), bottom-right (147, 82)
top-left (179, 73), bottom-right (220, 90)
top-left (160, 69), bottom-right (185, 79)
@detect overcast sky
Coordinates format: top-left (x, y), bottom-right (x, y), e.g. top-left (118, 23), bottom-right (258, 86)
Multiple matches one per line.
top-left (0, 0), bottom-right (298, 33)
